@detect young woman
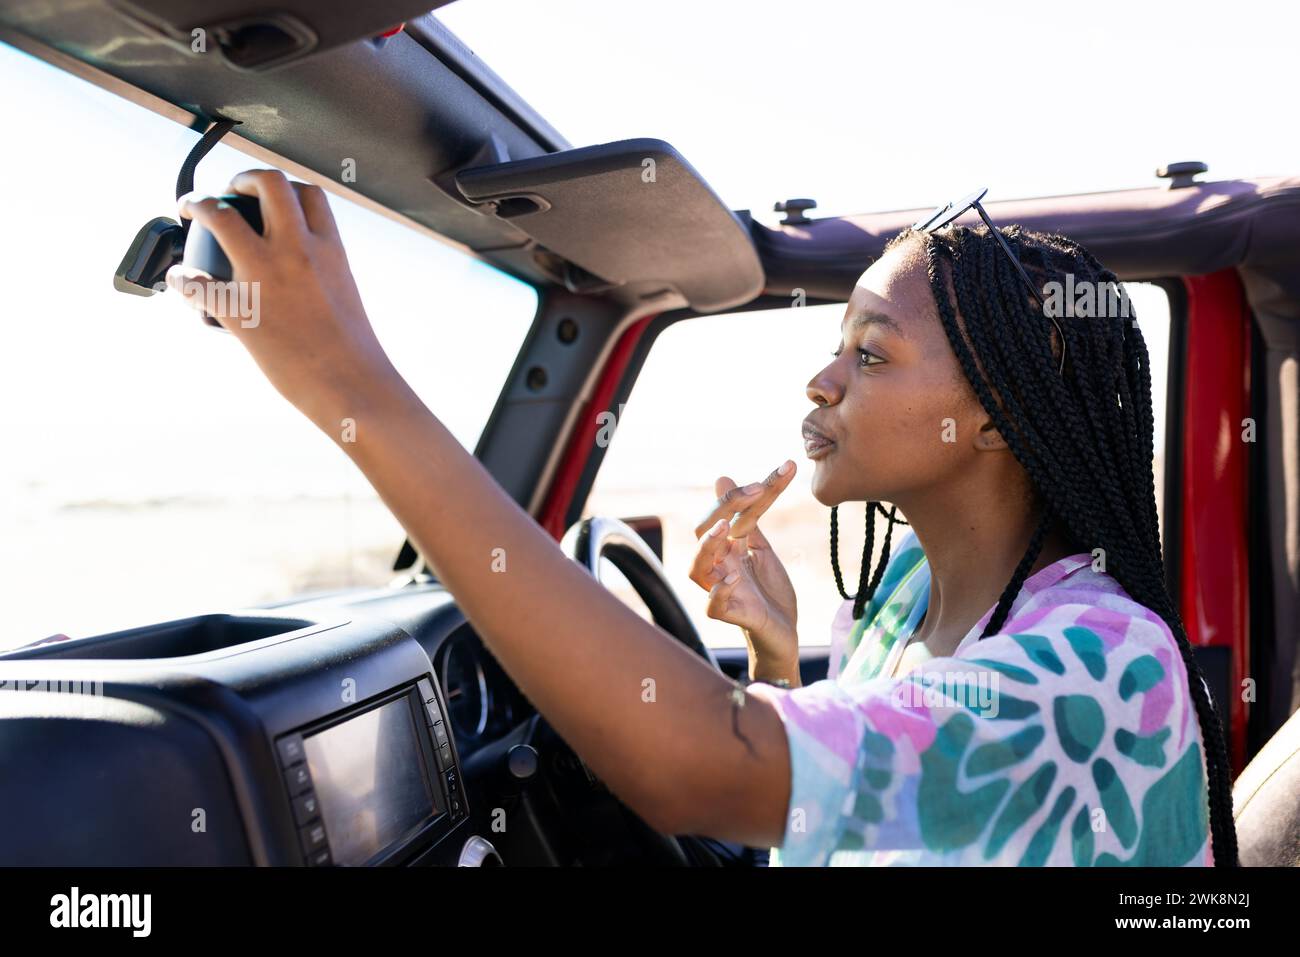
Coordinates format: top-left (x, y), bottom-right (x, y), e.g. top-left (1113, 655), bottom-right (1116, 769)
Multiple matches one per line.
top-left (169, 171), bottom-right (1236, 867)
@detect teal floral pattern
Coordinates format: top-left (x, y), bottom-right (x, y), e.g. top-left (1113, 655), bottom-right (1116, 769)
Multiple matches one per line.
top-left (751, 529), bottom-right (1212, 867)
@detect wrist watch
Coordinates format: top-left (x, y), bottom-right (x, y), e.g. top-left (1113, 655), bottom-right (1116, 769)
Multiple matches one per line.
top-left (751, 678), bottom-right (792, 689)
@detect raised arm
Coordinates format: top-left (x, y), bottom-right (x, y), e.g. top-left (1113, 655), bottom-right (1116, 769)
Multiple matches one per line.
top-left (167, 170), bottom-right (791, 846)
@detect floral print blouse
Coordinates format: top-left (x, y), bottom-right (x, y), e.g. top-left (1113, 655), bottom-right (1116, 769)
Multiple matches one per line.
top-left (748, 528), bottom-right (1214, 866)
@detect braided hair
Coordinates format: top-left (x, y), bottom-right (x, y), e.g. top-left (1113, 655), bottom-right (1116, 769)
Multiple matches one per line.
top-left (829, 222), bottom-right (1238, 867)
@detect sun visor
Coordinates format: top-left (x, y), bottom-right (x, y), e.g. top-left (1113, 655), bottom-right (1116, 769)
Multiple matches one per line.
top-left (455, 138), bottom-right (764, 313)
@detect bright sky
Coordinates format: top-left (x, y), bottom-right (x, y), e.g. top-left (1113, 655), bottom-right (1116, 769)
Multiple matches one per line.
top-left (438, 0), bottom-right (1298, 221)
top-left (1, 0), bottom-right (1278, 644)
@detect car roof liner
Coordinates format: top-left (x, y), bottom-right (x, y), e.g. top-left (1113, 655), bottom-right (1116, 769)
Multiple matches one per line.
top-left (753, 176), bottom-right (1300, 322)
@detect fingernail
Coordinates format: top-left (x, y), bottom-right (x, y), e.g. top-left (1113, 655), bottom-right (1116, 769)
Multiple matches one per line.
top-left (742, 482), bottom-right (762, 494)
top-left (778, 460), bottom-right (793, 475)
top-left (708, 519), bottom-right (726, 537)
top-left (724, 571), bottom-right (740, 584)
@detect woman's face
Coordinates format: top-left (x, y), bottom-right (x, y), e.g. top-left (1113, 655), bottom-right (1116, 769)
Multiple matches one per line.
top-left (803, 239), bottom-right (988, 507)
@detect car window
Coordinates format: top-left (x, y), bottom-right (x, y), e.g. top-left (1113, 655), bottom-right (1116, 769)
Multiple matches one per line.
top-left (582, 285), bottom-right (1172, 649)
top-left (0, 41), bottom-right (538, 651)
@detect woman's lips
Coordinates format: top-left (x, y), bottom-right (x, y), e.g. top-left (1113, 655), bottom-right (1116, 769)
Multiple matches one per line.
top-left (802, 422), bottom-right (836, 458)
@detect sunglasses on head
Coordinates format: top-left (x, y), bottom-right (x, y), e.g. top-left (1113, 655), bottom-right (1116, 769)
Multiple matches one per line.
top-left (912, 188), bottom-right (1067, 375)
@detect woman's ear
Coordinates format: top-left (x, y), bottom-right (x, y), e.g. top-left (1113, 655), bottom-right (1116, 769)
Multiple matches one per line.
top-left (973, 416), bottom-right (1010, 452)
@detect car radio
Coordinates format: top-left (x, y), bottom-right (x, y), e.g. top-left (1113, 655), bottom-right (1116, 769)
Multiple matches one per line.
top-left (275, 676), bottom-right (466, 866)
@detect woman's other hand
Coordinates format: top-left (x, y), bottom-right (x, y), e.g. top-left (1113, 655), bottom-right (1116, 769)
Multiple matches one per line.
top-left (690, 461), bottom-right (800, 685)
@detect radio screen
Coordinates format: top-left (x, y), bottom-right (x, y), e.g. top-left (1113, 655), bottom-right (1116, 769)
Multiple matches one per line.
top-left (302, 696), bottom-right (439, 865)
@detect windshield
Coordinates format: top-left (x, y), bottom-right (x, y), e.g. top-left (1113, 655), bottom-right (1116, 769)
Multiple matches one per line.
top-left (0, 42), bottom-right (539, 651)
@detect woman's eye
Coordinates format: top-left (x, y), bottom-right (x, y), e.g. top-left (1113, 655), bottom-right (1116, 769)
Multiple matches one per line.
top-left (832, 346), bottom-right (883, 367)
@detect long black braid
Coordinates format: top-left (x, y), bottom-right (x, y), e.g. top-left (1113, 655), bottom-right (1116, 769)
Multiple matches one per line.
top-left (829, 222), bottom-right (1238, 867)
top-left (830, 502), bottom-right (910, 621)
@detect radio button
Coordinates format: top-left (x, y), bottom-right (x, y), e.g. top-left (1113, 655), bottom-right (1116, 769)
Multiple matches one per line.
top-left (417, 678), bottom-right (437, 703)
top-left (284, 763), bottom-right (312, 796)
top-left (292, 791), bottom-right (320, 827)
top-left (277, 735), bottom-right (305, 767)
top-left (437, 743), bottom-right (454, 770)
top-left (431, 720), bottom-right (449, 748)
top-left (423, 700), bottom-right (443, 727)
top-left (307, 847), bottom-right (333, 867)
top-left (298, 821), bottom-right (328, 855)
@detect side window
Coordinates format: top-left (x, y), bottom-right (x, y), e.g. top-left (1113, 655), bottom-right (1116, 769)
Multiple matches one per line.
top-left (1127, 283), bottom-right (1173, 541)
top-left (583, 304), bottom-right (848, 649)
top-left (582, 284), bottom-right (1172, 650)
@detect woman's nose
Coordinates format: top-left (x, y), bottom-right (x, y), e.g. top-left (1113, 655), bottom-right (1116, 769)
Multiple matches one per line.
top-left (807, 362), bottom-right (843, 407)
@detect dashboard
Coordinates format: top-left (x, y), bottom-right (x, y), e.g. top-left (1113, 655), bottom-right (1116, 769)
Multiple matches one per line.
top-left (0, 581), bottom-right (533, 866)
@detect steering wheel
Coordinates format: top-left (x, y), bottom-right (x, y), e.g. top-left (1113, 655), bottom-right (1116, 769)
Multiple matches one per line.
top-left (563, 516), bottom-right (719, 669)
top-left (517, 516), bottom-right (725, 865)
